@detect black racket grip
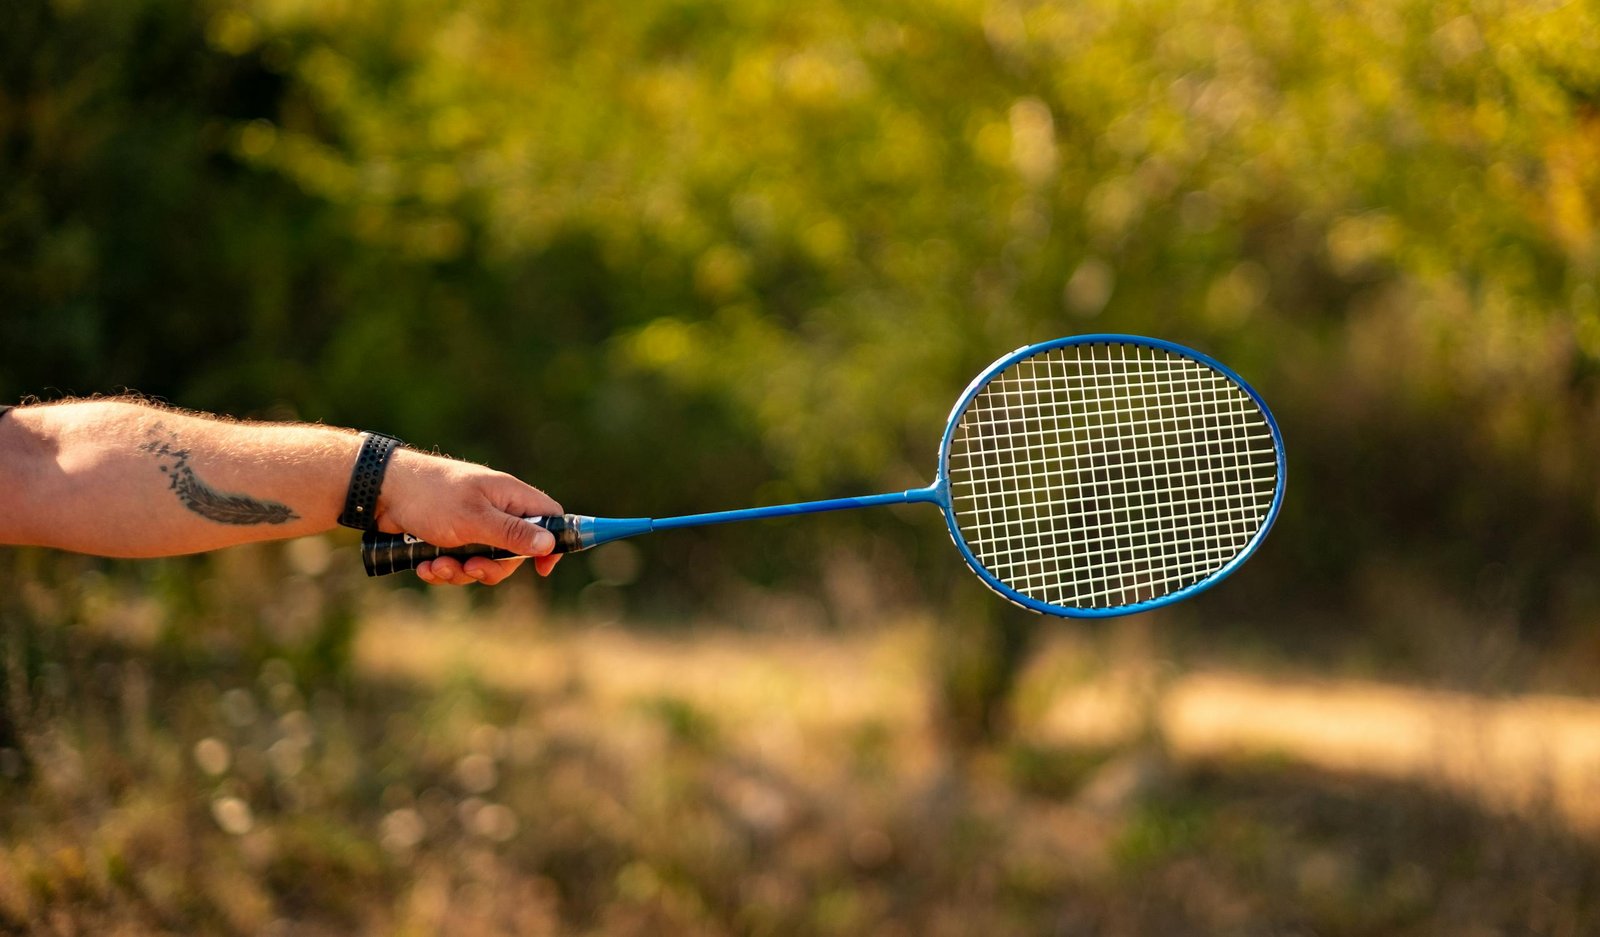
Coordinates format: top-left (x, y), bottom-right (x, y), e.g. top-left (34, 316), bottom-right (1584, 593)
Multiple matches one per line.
top-left (361, 515), bottom-right (581, 577)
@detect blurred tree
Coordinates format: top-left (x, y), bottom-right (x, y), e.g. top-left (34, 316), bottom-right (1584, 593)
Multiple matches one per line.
top-left (932, 581), bottom-right (1037, 749)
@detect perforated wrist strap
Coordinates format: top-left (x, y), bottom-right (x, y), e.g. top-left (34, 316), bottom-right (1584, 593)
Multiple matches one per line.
top-left (338, 432), bottom-right (402, 530)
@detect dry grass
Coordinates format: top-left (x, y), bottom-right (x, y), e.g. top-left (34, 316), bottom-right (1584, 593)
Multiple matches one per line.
top-left (2, 562), bottom-right (1599, 934)
top-left (366, 608), bottom-right (1600, 834)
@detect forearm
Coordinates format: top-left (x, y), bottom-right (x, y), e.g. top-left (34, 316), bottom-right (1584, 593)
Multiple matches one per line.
top-left (0, 400), bottom-right (356, 557)
top-left (0, 397), bottom-right (563, 581)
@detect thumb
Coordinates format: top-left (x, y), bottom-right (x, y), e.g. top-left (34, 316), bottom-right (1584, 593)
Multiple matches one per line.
top-left (465, 472), bottom-right (564, 556)
top-left (464, 506), bottom-right (557, 557)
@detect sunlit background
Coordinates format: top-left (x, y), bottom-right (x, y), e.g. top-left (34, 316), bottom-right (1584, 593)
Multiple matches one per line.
top-left (3, 0), bottom-right (1600, 931)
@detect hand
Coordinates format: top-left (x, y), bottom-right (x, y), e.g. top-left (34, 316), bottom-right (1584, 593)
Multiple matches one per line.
top-left (373, 448), bottom-right (563, 586)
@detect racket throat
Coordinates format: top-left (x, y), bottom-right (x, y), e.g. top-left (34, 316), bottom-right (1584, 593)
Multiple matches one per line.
top-left (539, 514), bottom-right (653, 551)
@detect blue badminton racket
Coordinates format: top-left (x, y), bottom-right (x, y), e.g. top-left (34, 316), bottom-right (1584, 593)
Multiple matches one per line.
top-left (362, 334), bottom-right (1286, 617)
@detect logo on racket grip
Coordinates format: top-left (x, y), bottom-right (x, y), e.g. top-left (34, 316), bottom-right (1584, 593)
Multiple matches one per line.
top-left (402, 533), bottom-right (423, 545)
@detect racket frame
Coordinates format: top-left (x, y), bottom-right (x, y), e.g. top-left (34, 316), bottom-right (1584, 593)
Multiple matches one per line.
top-left (932, 333), bottom-right (1286, 617)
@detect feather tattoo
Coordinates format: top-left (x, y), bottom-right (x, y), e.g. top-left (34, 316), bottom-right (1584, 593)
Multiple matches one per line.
top-left (140, 425), bottom-right (299, 526)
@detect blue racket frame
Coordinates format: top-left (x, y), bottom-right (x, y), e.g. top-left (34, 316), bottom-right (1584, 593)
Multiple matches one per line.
top-left (364, 335), bottom-right (1287, 617)
top-left (930, 334), bottom-right (1286, 617)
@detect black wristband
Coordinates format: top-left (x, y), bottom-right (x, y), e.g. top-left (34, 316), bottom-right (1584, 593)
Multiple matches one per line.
top-left (338, 432), bottom-right (403, 530)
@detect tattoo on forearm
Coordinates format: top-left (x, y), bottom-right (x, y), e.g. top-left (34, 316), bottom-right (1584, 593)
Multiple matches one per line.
top-left (139, 425), bottom-right (299, 526)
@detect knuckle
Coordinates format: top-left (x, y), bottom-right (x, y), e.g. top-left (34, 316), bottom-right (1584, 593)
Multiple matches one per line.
top-left (501, 514), bottom-right (535, 552)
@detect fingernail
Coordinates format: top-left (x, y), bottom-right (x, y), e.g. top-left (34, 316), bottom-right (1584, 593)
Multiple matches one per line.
top-left (534, 531), bottom-right (555, 554)
top-left (468, 568), bottom-right (485, 581)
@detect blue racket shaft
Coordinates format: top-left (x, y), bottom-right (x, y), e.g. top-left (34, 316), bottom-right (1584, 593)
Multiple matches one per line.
top-left (359, 489), bottom-right (940, 577)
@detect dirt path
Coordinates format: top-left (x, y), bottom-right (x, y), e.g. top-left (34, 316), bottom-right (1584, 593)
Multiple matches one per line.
top-left (356, 613), bottom-right (1600, 831)
top-left (1157, 673), bottom-right (1600, 828)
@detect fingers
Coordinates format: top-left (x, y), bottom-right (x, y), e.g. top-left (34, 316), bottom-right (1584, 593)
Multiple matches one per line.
top-left (415, 555), bottom-right (534, 586)
top-left (464, 555), bottom-right (525, 585)
top-left (415, 557), bottom-right (458, 585)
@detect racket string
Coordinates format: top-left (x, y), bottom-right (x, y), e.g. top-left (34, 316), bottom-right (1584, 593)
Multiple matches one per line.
top-left (947, 341), bottom-right (1278, 610)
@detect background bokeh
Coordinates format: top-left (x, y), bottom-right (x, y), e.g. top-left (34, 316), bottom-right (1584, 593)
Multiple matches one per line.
top-left (4, 0), bottom-right (1600, 932)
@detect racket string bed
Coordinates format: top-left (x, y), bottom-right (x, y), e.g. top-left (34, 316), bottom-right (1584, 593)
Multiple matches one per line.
top-left (968, 346), bottom-right (1268, 607)
top-left (947, 340), bottom-right (1279, 610)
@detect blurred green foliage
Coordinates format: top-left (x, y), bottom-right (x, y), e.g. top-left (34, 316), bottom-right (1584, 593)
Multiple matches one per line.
top-left (4, 0), bottom-right (1600, 660)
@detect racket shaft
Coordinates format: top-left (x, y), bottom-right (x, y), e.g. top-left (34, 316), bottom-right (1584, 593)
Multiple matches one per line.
top-left (652, 487), bottom-right (939, 531)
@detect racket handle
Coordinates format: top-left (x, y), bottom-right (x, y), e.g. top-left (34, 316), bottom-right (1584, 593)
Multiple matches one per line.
top-left (361, 514), bottom-right (586, 577)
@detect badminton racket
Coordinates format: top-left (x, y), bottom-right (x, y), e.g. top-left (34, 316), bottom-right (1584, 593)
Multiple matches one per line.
top-left (362, 334), bottom-right (1286, 618)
